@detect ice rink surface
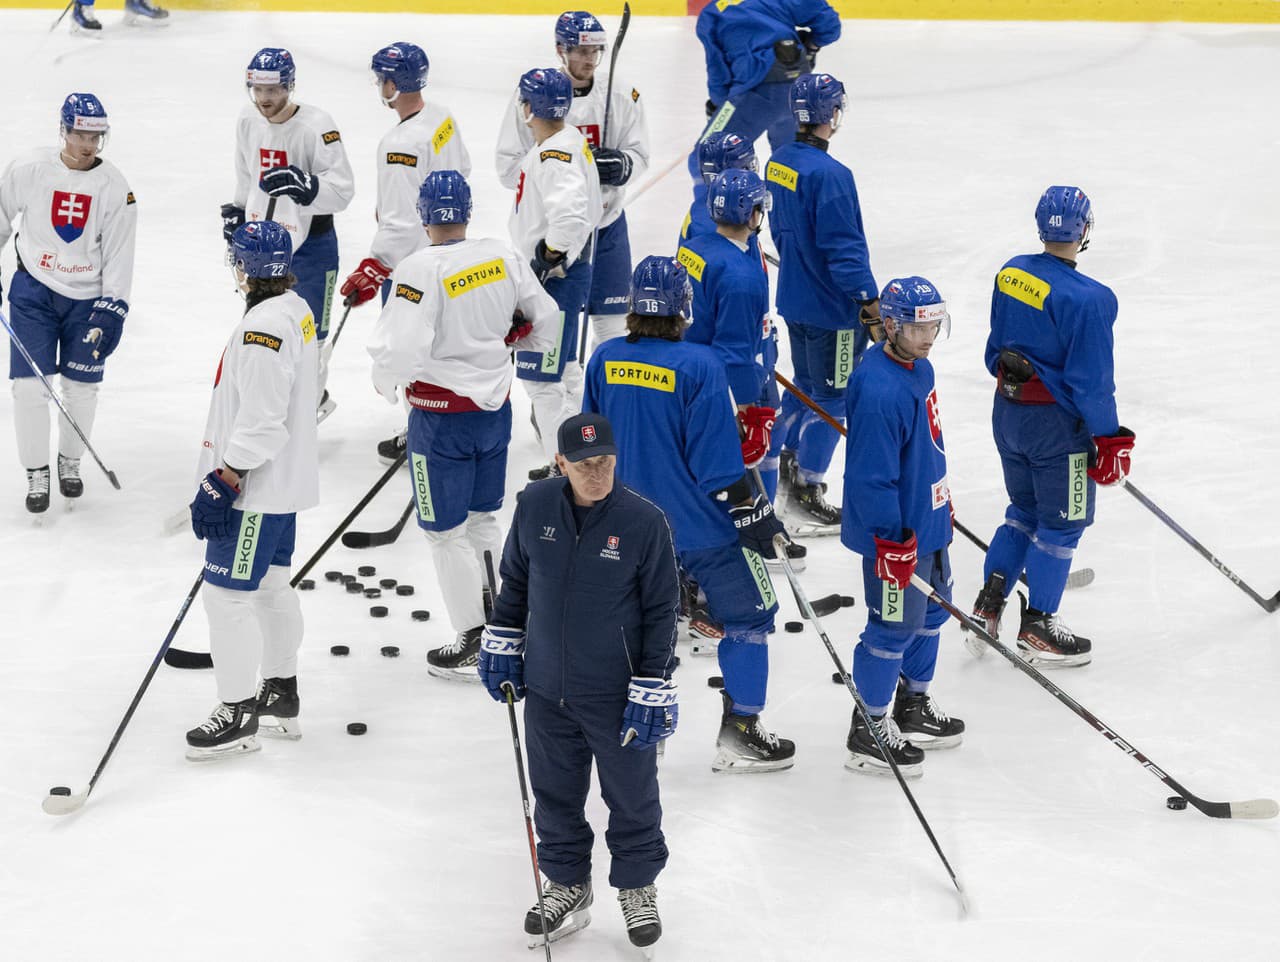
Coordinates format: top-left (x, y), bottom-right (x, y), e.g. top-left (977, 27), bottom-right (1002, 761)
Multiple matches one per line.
top-left (1, 10), bottom-right (1278, 961)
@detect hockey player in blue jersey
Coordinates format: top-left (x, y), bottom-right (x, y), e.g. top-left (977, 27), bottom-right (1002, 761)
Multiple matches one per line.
top-left (765, 72), bottom-right (880, 534)
top-left (585, 255), bottom-right (795, 772)
top-left (70, 0), bottom-right (168, 33)
top-left (679, 131), bottom-right (757, 247)
top-left (690, 0), bottom-right (841, 181)
top-left (841, 277), bottom-right (965, 778)
top-left (971, 187), bottom-right (1134, 668)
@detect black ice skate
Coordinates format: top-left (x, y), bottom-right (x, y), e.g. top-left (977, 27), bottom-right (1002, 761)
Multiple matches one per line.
top-left (527, 462), bottom-right (562, 481)
top-left (712, 692), bottom-right (796, 773)
top-left (71, 3), bottom-right (102, 33)
top-left (427, 627), bottom-right (482, 682)
top-left (185, 698), bottom-right (259, 762)
top-left (893, 678), bottom-right (964, 750)
top-left (254, 676), bottom-right (301, 740)
top-left (1016, 594), bottom-right (1092, 668)
top-left (525, 878), bottom-right (592, 948)
top-left (844, 708), bottom-right (924, 778)
top-left (963, 571), bottom-right (1007, 658)
top-left (618, 884), bottom-right (661, 956)
top-left (57, 454), bottom-right (83, 499)
top-left (761, 536), bottom-right (807, 573)
top-left (787, 479), bottom-right (842, 536)
top-left (124, 0), bottom-right (170, 25)
top-left (377, 428), bottom-right (407, 466)
top-left (26, 466), bottom-right (51, 514)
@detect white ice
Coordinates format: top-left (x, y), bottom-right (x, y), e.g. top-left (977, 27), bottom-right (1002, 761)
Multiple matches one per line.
top-left (1, 11), bottom-right (1278, 961)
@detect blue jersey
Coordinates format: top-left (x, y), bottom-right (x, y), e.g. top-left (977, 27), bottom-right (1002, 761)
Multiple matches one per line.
top-left (677, 232), bottom-right (770, 405)
top-left (584, 337), bottom-right (744, 553)
top-left (766, 139), bottom-right (876, 330)
top-left (678, 187), bottom-right (763, 258)
top-left (696, 0), bottom-right (841, 104)
top-left (986, 252), bottom-right (1120, 437)
top-left (841, 344), bottom-right (951, 557)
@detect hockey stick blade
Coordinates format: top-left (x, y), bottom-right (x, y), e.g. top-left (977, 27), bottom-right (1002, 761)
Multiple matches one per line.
top-left (164, 648), bottom-right (212, 670)
top-left (342, 498), bottom-right (414, 549)
top-left (808, 593), bottom-right (844, 618)
top-left (1066, 567), bottom-right (1095, 589)
top-left (42, 789), bottom-right (88, 816)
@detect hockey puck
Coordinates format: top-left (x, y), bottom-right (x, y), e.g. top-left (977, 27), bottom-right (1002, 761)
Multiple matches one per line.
top-left (411, 609), bottom-right (431, 622)
top-left (379, 578), bottom-right (397, 589)
top-left (358, 565), bottom-right (376, 577)
top-left (345, 582), bottom-right (365, 594)
top-left (1167, 796), bottom-right (1188, 811)
top-left (707, 675), bottom-right (724, 688)
top-left (369, 605), bottom-right (388, 618)
top-left (346, 722), bottom-right (367, 736)
top-left (341, 574), bottom-right (357, 584)
top-left (380, 645), bottom-right (400, 658)
top-left (831, 671), bottom-right (845, 685)
top-left (784, 621), bottom-right (804, 633)
top-left (49, 786), bottom-right (72, 796)
top-left (324, 571), bottom-right (344, 583)
top-left (364, 587), bottom-right (382, 599)
top-left (395, 584), bottom-right (415, 596)
top-left (297, 579), bottom-right (315, 591)
top-left (841, 596), bottom-right (856, 608)
top-left (330, 645), bottom-right (350, 656)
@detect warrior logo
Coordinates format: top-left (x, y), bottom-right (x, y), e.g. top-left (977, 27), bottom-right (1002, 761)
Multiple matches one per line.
top-left (51, 191), bottom-right (92, 243)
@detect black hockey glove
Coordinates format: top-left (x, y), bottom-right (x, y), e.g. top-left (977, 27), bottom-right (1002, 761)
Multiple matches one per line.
top-left (220, 203), bottom-right (245, 244)
top-left (705, 99), bottom-right (719, 119)
top-left (259, 165), bottom-right (320, 206)
top-left (728, 492), bottom-right (788, 557)
top-left (531, 239), bottom-right (567, 283)
top-left (592, 147), bottom-right (634, 187)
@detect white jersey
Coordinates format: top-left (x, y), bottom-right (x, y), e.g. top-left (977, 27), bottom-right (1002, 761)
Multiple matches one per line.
top-left (233, 103), bottom-right (355, 250)
top-left (508, 126), bottom-right (603, 267)
top-left (368, 237), bottom-right (560, 411)
top-left (0, 148), bottom-right (137, 302)
top-left (369, 103), bottom-right (472, 270)
top-left (197, 290), bottom-right (320, 515)
top-left (496, 71), bottom-right (649, 229)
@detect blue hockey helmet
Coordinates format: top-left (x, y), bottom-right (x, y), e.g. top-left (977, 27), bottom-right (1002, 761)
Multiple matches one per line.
top-left (519, 67), bottom-right (572, 120)
top-left (697, 131), bottom-right (757, 185)
top-left (707, 169), bottom-right (771, 227)
top-left (59, 93), bottom-right (109, 143)
top-left (246, 48), bottom-right (296, 89)
top-left (879, 276), bottom-right (951, 341)
top-left (630, 256), bottom-right (692, 318)
top-left (230, 221), bottom-right (293, 279)
top-left (371, 42), bottom-right (429, 93)
top-left (1035, 185), bottom-right (1093, 248)
top-left (790, 72), bottom-right (846, 128)
top-left (555, 11), bottom-right (607, 50)
top-left (417, 170), bottom-right (472, 226)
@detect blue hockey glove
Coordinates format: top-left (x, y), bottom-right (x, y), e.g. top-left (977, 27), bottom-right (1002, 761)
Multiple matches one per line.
top-left (259, 165), bottom-right (320, 205)
top-left (591, 147), bottom-right (633, 187)
top-left (478, 625), bottom-right (526, 703)
top-left (85, 297), bottom-right (128, 360)
top-left (531, 239), bottom-right (567, 283)
top-left (728, 492), bottom-right (787, 557)
top-left (620, 678), bottom-right (678, 749)
top-left (189, 470), bottom-right (239, 541)
top-left (220, 202), bottom-right (246, 243)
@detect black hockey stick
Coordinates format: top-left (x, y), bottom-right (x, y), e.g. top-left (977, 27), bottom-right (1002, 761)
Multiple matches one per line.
top-left (342, 497), bottom-right (415, 549)
top-left (165, 452), bottom-right (409, 669)
top-left (44, 572), bottom-right (205, 815)
top-left (265, 196), bottom-right (277, 222)
top-left (1, 309), bottom-right (121, 490)
top-left (49, 0), bottom-right (74, 31)
top-left (1121, 480), bottom-right (1280, 613)
top-left (909, 572), bottom-right (1278, 820)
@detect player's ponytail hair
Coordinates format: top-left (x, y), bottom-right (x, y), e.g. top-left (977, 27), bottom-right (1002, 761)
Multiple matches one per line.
top-left (244, 273), bottom-right (298, 312)
top-left (625, 312), bottom-right (684, 342)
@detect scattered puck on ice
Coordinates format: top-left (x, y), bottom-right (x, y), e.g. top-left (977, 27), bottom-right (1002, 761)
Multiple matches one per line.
top-left (324, 571), bottom-right (343, 583)
top-left (369, 605), bottom-right (388, 618)
top-left (411, 609), bottom-right (431, 622)
top-left (395, 584), bottom-right (415, 596)
top-left (49, 786), bottom-right (72, 796)
top-left (380, 645), bottom-right (400, 658)
top-left (784, 621), bottom-right (804, 633)
top-left (1167, 796), bottom-right (1188, 811)
top-left (358, 565), bottom-right (376, 577)
top-left (707, 675), bottom-right (724, 689)
top-left (297, 579), bottom-right (315, 591)
top-left (345, 582), bottom-right (365, 594)
top-left (330, 645), bottom-right (350, 656)
top-left (364, 587), bottom-right (382, 599)
top-left (341, 574), bottom-right (357, 584)
top-left (346, 722), bottom-right (367, 736)
top-left (379, 578), bottom-right (397, 589)
top-left (841, 596), bottom-right (856, 608)
top-left (831, 671), bottom-right (844, 685)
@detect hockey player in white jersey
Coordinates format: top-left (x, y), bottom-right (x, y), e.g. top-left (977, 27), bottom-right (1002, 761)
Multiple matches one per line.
top-left (0, 93), bottom-right (137, 513)
top-left (186, 220), bottom-right (319, 761)
top-left (495, 12), bottom-right (648, 356)
top-left (339, 41), bottom-right (472, 466)
top-left (367, 171), bottom-right (559, 680)
top-left (508, 66), bottom-right (603, 476)
top-left (223, 48), bottom-right (354, 420)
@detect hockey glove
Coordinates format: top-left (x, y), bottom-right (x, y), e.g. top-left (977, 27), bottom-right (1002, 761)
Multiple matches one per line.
top-left (478, 625), bottom-right (526, 703)
top-left (531, 239), bottom-right (567, 283)
top-left (339, 257), bottom-right (392, 307)
top-left (874, 530), bottom-right (917, 590)
top-left (738, 405), bottom-right (775, 469)
top-left (729, 491), bottom-right (787, 556)
top-left (505, 309), bottom-right (533, 347)
top-left (705, 99), bottom-right (719, 119)
top-left (220, 202), bottom-right (246, 244)
top-left (190, 469), bottom-right (240, 541)
top-left (858, 299), bottom-right (884, 343)
top-left (259, 165), bottom-right (320, 206)
top-left (85, 297), bottom-right (128, 360)
top-left (592, 147), bottom-right (633, 187)
top-left (1088, 427), bottom-right (1135, 486)
top-left (620, 678), bottom-right (678, 749)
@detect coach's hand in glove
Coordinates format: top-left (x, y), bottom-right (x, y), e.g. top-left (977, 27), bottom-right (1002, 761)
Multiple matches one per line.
top-left (190, 469), bottom-right (239, 541)
top-left (478, 625), bottom-right (526, 702)
top-left (620, 678), bottom-right (678, 749)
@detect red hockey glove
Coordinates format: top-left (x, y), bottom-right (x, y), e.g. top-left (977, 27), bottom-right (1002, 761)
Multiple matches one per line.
top-left (339, 257), bottom-right (391, 307)
top-left (1088, 427), bottom-right (1135, 486)
top-left (737, 405), bottom-right (775, 468)
top-left (505, 309), bottom-right (533, 347)
top-left (874, 530), bottom-right (917, 589)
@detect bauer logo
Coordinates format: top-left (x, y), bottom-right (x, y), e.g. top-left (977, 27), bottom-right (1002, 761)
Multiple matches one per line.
top-left (1068, 452), bottom-right (1088, 520)
top-left (432, 118), bottom-right (454, 154)
top-left (676, 247), bottom-right (705, 282)
top-left (766, 161), bottom-right (798, 192)
top-left (605, 362), bottom-right (676, 393)
top-left (997, 268), bottom-right (1050, 311)
top-left (395, 283), bottom-right (424, 304)
top-left (322, 130), bottom-right (341, 145)
top-left (386, 152), bottom-right (418, 167)
top-left (540, 149), bottom-right (572, 164)
top-left (243, 330), bottom-right (282, 352)
top-left (443, 258), bottom-right (507, 298)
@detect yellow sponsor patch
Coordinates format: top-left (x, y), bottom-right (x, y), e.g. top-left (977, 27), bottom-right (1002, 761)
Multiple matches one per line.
top-left (395, 283), bottom-right (424, 303)
top-left (997, 267), bottom-right (1051, 310)
top-left (443, 258), bottom-right (508, 299)
top-left (630, 88), bottom-right (640, 102)
top-left (605, 361), bottom-right (676, 393)
top-left (679, 212), bottom-right (691, 240)
top-left (540, 149), bottom-right (572, 164)
top-left (676, 246), bottom-right (705, 282)
top-left (322, 129), bottom-right (341, 145)
top-left (766, 161), bottom-right (798, 192)
top-left (432, 117), bottom-right (454, 154)
top-left (715, 0), bottom-right (743, 10)
top-left (300, 313), bottom-right (316, 344)
top-left (582, 140), bottom-right (594, 164)
top-left (243, 330), bottom-right (282, 352)
top-left (125, 191), bottom-right (136, 205)
top-left (386, 152), bottom-right (418, 167)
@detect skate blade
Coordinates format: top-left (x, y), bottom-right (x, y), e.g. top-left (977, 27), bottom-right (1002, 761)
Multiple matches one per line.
top-left (843, 752), bottom-right (922, 779)
top-left (781, 518), bottom-right (841, 538)
top-left (527, 909), bottom-right (590, 948)
top-left (688, 640), bottom-right (719, 656)
top-left (764, 557), bottom-right (807, 573)
top-left (316, 399), bottom-right (337, 424)
top-left (124, 13), bottom-right (170, 27)
top-left (257, 716), bottom-right (302, 740)
top-left (185, 735), bottom-right (261, 762)
top-left (710, 749), bottom-right (794, 774)
top-left (905, 732), bottom-right (963, 750)
top-left (426, 665), bottom-right (482, 683)
top-left (960, 630), bottom-right (990, 659)
top-left (1016, 647), bottom-right (1091, 669)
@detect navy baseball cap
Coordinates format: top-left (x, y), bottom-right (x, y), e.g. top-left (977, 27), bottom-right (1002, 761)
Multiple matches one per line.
top-left (558, 413), bottom-right (617, 462)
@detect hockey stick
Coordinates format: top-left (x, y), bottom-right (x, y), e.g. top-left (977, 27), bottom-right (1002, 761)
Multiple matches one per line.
top-left (49, 0), bottom-right (74, 31)
top-left (1121, 480), bottom-right (1280, 613)
top-left (342, 497), bottom-right (414, 549)
top-left (772, 370), bottom-right (1095, 588)
top-left (1, 309), bottom-right (121, 490)
top-left (265, 196), bottom-right (277, 222)
top-left (909, 571), bottom-right (1278, 820)
top-left (44, 572), bottom-right (205, 815)
top-left (323, 297), bottom-right (355, 355)
top-left (165, 451), bottom-right (410, 669)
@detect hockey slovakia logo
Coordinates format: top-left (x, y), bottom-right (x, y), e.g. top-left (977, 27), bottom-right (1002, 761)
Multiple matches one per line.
top-left (51, 191), bottom-right (91, 243)
top-left (926, 388), bottom-right (945, 454)
top-left (259, 147), bottom-right (288, 172)
top-left (581, 425), bottom-right (596, 443)
top-left (607, 536), bottom-right (619, 550)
